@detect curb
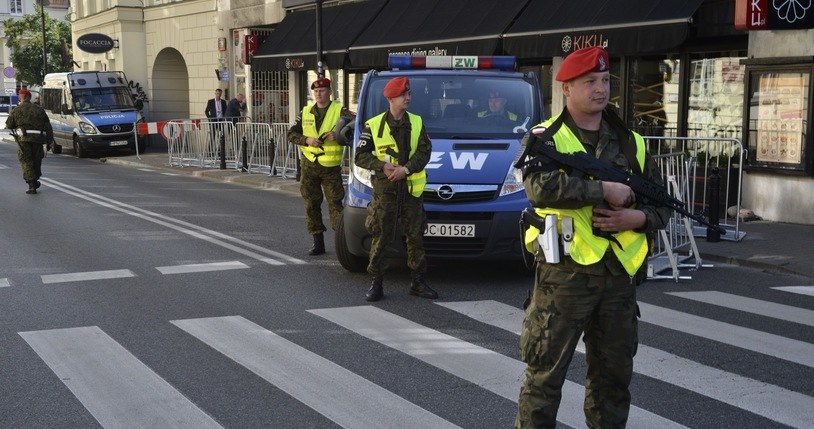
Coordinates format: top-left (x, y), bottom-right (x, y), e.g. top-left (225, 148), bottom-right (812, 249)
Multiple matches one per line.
top-left (699, 253), bottom-right (811, 279)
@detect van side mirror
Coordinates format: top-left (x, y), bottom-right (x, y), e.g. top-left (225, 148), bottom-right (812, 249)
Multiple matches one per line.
top-left (60, 104), bottom-right (72, 115)
top-left (134, 99), bottom-right (144, 110)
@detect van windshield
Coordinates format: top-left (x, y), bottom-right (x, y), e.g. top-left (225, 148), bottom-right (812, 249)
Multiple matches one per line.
top-left (362, 74), bottom-right (541, 139)
top-left (72, 87), bottom-right (135, 112)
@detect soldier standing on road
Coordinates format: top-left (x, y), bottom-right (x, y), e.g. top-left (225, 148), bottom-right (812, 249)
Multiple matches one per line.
top-left (514, 47), bottom-right (672, 428)
top-left (355, 77), bottom-right (437, 302)
top-left (287, 77), bottom-right (352, 256)
top-left (5, 88), bottom-right (54, 195)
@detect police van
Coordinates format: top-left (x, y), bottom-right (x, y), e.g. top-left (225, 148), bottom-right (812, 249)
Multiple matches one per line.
top-left (336, 55), bottom-right (544, 272)
top-left (41, 71), bottom-right (145, 157)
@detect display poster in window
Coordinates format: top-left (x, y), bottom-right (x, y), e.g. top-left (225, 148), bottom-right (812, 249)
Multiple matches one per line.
top-left (754, 72), bottom-right (808, 164)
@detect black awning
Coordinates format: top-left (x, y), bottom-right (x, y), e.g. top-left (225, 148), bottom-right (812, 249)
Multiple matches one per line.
top-left (252, 0), bottom-right (387, 72)
top-left (503, 0), bottom-right (706, 58)
top-left (347, 0), bottom-right (531, 70)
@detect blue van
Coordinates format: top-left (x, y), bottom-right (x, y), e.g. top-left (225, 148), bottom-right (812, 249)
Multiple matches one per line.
top-left (336, 56), bottom-right (544, 272)
top-left (41, 71), bottom-right (145, 157)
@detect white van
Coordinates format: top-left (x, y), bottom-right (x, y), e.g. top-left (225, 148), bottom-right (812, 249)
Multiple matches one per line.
top-left (41, 71), bottom-right (145, 157)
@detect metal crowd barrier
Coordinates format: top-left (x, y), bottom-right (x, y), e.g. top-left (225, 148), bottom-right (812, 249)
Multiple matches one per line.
top-left (645, 136), bottom-right (746, 242)
top-left (167, 119), bottom-right (240, 169)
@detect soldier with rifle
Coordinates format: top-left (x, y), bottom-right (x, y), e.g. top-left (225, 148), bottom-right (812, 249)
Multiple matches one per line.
top-left (6, 88), bottom-right (54, 195)
top-left (354, 76), bottom-right (436, 302)
top-left (512, 46), bottom-right (673, 428)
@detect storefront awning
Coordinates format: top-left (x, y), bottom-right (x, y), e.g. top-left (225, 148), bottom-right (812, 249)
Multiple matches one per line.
top-left (503, 0), bottom-right (706, 58)
top-left (347, 0), bottom-right (531, 70)
top-left (252, 0), bottom-right (387, 72)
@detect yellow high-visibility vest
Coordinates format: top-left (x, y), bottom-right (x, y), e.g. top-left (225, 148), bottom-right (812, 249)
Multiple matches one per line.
top-left (367, 112), bottom-right (427, 197)
top-left (301, 102), bottom-right (343, 167)
top-left (523, 116), bottom-right (648, 276)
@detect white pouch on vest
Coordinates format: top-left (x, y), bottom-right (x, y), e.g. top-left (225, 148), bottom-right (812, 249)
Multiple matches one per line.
top-left (537, 214), bottom-right (560, 264)
top-left (561, 216), bottom-right (574, 255)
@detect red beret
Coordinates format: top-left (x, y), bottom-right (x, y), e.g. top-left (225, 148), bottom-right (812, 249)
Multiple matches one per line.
top-left (19, 88), bottom-right (30, 95)
top-left (383, 77), bottom-right (410, 98)
top-left (555, 46), bottom-right (610, 82)
top-left (310, 77), bottom-right (331, 90)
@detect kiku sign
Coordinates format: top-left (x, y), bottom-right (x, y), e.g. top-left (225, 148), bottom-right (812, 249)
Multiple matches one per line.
top-left (77, 33), bottom-right (115, 54)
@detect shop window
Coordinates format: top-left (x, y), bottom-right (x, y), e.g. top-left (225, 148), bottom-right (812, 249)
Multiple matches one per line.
top-left (743, 60), bottom-right (813, 175)
top-left (687, 57), bottom-right (745, 141)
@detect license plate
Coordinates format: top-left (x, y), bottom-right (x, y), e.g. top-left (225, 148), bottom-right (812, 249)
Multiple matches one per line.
top-left (424, 223), bottom-right (475, 238)
top-left (110, 140), bottom-right (128, 146)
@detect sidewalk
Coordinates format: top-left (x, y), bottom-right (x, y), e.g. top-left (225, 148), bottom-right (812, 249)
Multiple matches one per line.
top-left (96, 151), bottom-right (814, 281)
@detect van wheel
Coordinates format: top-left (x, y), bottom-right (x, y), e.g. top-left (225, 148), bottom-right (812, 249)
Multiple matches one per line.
top-left (52, 144), bottom-right (62, 154)
top-left (73, 138), bottom-right (87, 158)
top-left (336, 210), bottom-right (368, 273)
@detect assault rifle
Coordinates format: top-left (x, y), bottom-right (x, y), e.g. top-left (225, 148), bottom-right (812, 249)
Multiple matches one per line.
top-left (516, 135), bottom-right (727, 236)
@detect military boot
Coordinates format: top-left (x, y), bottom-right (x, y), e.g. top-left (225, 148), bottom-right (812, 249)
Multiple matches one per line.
top-left (366, 275), bottom-right (383, 302)
top-left (26, 181), bottom-right (37, 195)
top-left (410, 271), bottom-right (438, 299)
top-left (308, 233), bottom-right (325, 255)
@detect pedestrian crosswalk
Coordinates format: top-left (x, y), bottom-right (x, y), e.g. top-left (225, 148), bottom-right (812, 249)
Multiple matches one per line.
top-left (16, 288), bottom-right (814, 429)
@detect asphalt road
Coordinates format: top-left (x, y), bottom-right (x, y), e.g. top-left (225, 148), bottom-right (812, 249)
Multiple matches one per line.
top-left (1, 126), bottom-right (812, 428)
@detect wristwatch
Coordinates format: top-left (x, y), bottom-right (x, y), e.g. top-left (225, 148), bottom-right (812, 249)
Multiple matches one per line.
top-left (403, 166), bottom-right (410, 175)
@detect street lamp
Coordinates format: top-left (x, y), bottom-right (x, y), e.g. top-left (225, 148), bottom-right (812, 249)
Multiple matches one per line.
top-left (38, 0), bottom-right (48, 78)
top-left (315, 0), bottom-right (323, 78)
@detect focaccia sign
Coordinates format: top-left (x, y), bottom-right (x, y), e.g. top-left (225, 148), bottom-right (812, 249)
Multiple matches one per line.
top-left (77, 33), bottom-right (115, 54)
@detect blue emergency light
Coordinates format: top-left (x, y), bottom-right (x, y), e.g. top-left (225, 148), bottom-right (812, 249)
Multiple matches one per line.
top-left (389, 55), bottom-right (516, 71)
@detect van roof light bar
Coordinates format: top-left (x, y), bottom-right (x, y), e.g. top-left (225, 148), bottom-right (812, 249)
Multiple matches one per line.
top-left (389, 55), bottom-right (516, 71)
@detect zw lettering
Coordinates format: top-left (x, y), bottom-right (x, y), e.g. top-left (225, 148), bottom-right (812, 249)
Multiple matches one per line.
top-left (426, 152), bottom-right (489, 170)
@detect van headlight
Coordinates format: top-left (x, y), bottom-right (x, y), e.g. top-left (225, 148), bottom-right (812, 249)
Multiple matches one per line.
top-left (79, 122), bottom-right (98, 134)
top-left (499, 164), bottom-right (525, 196)
top-left (351, 163), bottom-right (375, 189)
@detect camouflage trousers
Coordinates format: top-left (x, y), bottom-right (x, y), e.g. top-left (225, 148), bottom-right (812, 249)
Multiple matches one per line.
top-left (365, 186), bottom-right (426, 276)
top-left (299, 158), bottom-right (345, 235)
top-left (516, 262), bottom-right (639, 429)
top-left (17, 140), bottom-right (44, 183)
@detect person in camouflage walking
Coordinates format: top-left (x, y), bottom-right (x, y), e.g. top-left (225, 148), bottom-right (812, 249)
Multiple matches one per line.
top-left (514, 47), bottom-right (672, 428)
top-left (5, 88), bottom-right (54, 195)
top-left (287, 77), bottom-right (353, 255)
top-left (354, 76), bottom-right (437, 302)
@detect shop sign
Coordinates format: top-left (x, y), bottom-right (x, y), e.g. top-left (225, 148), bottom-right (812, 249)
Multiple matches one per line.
top-left (735, 0), bottom-right (814, 30)
top-left (285, 58), bottom-right (306, 70)
top-left (77, 33), bottom-right (115, 54)
top-left (560, 34), bottom-right (609, 54)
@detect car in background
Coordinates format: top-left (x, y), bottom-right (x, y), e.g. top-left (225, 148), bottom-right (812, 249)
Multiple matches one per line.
top-left (0, 94), bottom-right (18, 113)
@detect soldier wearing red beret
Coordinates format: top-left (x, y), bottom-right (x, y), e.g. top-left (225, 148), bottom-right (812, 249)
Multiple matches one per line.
top-left (287, 77), bottom-right (354, 255)
top-left (354, 76), bottom-right (437, 302)
top-left (514, 46), bottom-right (672, 428)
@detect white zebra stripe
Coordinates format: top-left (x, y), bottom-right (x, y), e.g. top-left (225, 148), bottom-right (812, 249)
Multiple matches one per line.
top-left (309, 306), bottom-right (686, 429)
top-left (772, 286), bottom-right (814, 297)
top-left (41, 269), bottom-right (135, 284)
top-left (156, 261), bottom-right (249, 275)
top-left (438, 300), bottom-right (814, 429)
top-left (667, 290), bottom-right (814, 327)
top-left (172, 315), bottom-right (459, 429)
top-left (19, 326), bottom-right (222, 429)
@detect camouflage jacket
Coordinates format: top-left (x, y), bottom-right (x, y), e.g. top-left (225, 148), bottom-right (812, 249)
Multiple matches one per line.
top-left (6, 101), bottom-right (54, 144)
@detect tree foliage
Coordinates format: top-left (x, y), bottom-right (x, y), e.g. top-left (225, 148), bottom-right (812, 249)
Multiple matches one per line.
top-left (3, 4), bottom-right (72, 86)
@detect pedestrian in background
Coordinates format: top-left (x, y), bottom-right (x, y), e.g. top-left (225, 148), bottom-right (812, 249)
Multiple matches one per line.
top-left (514, 46), bottom-right (672, 428)
top-left (354, 76), bottom-right (437, 302)
top-left (204, 88), bottom-right (227, 120)
top-left (226, 93), bottom-right (246, 125)
top-left (287, 77), bottom-right (351, 256)
top-left (5, 88), bottom-right (54, 195)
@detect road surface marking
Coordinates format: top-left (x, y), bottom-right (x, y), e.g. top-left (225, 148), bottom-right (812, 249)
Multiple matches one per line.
top-left (41, 269), bottom-right (135, 284)
top-left (310, 306), bottom-right (685, 429)
top-left (19, 326), bottom-right (222, 429)
top-left (0, 278), bottom-right (10, 287)
top-left (173, 315), bottom-right (458, 429)
top-left (40, 177), bottom-right (305, 266)
top-left (156, 261), bottom-right (249, 275)
top-left (638, 301), bottom-right (814, 368)
top-left (772, 286), bottom-right (814, 297)
top-left (439, 300), bottom-right (814, 429)
top-left (668, 290), bottom-right (814, 327)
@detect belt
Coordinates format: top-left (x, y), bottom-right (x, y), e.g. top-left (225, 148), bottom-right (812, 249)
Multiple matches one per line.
top-left (16, 129), bottom-right (45, 135)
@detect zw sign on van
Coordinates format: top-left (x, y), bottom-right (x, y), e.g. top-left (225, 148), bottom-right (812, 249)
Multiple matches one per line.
top-left (77, 34), bottom-right (115, 54)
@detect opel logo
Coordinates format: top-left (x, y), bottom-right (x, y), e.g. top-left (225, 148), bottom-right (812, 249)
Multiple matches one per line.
top-left (437, 185), bottom-right (455, 201)
top-left (112, 125), bottom-right (121, 132)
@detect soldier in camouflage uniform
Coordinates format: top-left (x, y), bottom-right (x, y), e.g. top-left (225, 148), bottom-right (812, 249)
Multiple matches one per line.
top-left (287, 77), bottom-right (352, 255)
top-left (355, 76), bottom-right (437, 302)
top-left (514, 47), bottom-right (672, 428)
top-left (5, 88), bottom-right (54, 195)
